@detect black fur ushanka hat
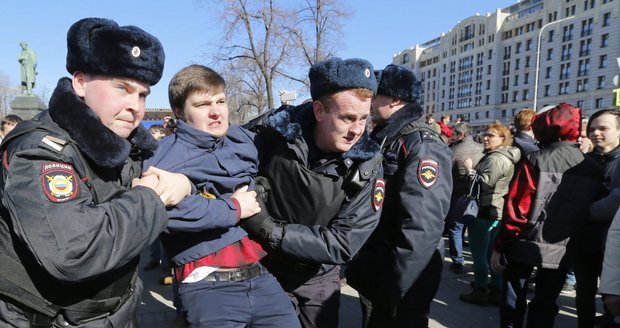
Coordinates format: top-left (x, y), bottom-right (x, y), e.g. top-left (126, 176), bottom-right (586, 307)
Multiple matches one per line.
top-left (375, 64), bottom-right (421, 103)
top-left (309, 57), bottom-right (377, 100)
top-left (66, 17), bottom-right (165, 85)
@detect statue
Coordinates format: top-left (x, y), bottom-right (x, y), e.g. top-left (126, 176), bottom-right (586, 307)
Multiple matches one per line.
top-left (18, 41), bottom-right (37, 95)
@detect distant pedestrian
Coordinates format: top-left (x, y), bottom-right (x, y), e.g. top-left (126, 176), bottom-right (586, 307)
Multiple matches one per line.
top-left (459, 122), bottom-right (519, 306)
top-left (448, 122), bottom-right (484, 274)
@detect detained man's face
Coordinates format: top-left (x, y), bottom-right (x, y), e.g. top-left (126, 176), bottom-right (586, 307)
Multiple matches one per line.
top-left (72, 72), bottom-right (149, 139)
top-left (589, 113), bottom-right (620, 154)
top-left (313, 90), bottom-right (371, 153)
top-left (176, 90), bottom-right (229, 138)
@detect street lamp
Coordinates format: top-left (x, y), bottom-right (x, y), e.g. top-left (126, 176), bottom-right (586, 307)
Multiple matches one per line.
top-left (533, 16), bottom-right (574, 111)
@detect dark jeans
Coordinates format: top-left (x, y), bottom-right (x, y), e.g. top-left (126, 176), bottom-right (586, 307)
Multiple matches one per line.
top-left (447, 218), bottom-right (466, 265)
top-left (359, 250), bottom-right (443, 328)
top-left (500, 260), bottom-right (566, 328)
top-left (177, 266), bottom-right (300, 328)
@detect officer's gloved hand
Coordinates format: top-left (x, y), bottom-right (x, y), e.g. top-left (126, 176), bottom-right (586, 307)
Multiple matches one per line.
top-left (240, 176), bottom-right (277, 241)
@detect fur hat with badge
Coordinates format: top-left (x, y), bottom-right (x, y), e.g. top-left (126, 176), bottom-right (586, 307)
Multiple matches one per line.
top-left (375, 64), bottom-right (421, 103)
top-left (66, 17), bottom-right (165, 85)
top-left (309, 57), bottom-right (377, 100)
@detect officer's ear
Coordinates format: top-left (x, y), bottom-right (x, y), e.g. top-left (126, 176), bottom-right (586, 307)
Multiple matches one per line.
top-left (72, 71), bottom-right (87, 98)
top-left (313, 100), bottom-right (326, 123)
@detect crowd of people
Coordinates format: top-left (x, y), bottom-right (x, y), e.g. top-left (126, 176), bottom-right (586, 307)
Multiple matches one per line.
top-left (0, 16), bottom-right (619, 328)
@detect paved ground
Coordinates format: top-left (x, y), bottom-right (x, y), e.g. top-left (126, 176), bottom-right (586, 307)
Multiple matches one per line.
top-left (137, 238), bottom-right (601, 327)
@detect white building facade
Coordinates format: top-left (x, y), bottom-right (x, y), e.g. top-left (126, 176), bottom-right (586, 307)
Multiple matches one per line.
top-left (393, 0), bottom-right (619, 128)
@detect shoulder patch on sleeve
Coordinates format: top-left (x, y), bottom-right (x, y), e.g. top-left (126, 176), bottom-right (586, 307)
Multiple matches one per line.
top-left (373, 178), bottom-right (385, 211)
top-left (418, 158), bottom-right (438, 189)
top-left (41, 162), bottom-right (79, 203)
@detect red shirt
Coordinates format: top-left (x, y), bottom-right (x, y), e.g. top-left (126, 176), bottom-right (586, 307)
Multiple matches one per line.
top-left (176, 237), bottom-right (266, 282)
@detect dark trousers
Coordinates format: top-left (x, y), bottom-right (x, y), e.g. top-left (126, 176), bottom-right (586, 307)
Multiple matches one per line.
top-left (574, 222), bottom-right (608, 328)
top-left (279, 265), bottom-right (341, 328)
top-left (359, 250), bottom-right (443, 328)
top-left (176, 268), bottom-right (300, 328)
top-left (500, 260), bottom-right (566, 328)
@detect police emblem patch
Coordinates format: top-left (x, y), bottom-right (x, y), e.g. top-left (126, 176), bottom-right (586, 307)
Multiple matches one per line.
top-left (41, 162), bottom-right (79, 203)
top-left (418, 159), bottom-right (438, 189)
top-left (373, 178), bottom-right (385, 211)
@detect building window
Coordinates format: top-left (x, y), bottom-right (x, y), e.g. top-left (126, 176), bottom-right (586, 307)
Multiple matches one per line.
top-left (579, 39), bottom-right (592, 56)
top-left (548, 29), bottom-right (555, 42)
top-left (526, 39), bottom-right (533, 51)
top-left (525, 56), bottom-right (531, 68)
top-left (560, 63), bottom-right (571, 79)
top-left (544, 84), bottom-right (551, 96)
top-left (601, 34), bottom-right (609, 47)
top-left (578, 59), bottom-right (590, 76)
top-left (522, 89), bottom-right (530, 100)
top-left (577, 100), bottom-right (584, 108)
top-left (546, 66), bottom-right (552, 79)
top-left (559, 81), bottom-right (570, 94)
top-left (562, 24), bottom-right (574, 42)
top-left (486, 95), bottom-right (490, 105)
top-left (514, 75), bottom-right (520, 86)
top-left (596, 98), bottom-right (604, 108)
top-left (524, 73), bottom-right (530, 84)
top-left (581, 18), bottom-right (593, 37)
top-left (598, 75), bottom-right (606, 88)
top-left (603, 12), bottom-right (611, 26)
top-left (516, 42), bottom-right (522, 54)
top-left (515, 58), bottom-right (520, 70)
top-left (577, 79), bottom-right (589, 92)
top-left (561, 44), bottom-right (572, 61)
top-left (547, 48), bottom-right (554, 60)
top-left (486, 111), bottom-right (490, 119)
top-left (600, 55), bottom-right (608, 68)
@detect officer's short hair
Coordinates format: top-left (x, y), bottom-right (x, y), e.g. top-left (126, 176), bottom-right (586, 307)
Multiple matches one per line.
top-left (168, 64), bottom-right (225, 113)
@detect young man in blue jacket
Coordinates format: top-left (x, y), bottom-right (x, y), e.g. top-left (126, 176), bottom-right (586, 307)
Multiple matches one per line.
top-left (144, 65), bottom-right (299, 327)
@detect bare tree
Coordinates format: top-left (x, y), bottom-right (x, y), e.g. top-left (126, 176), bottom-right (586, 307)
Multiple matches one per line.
top-left (205, 0), bottom-right (350, 120)
top-left (0, 72), bottom-right (20, 116)
top-left (210, 0), bottom-right (294, 113)
top-left (280, 0), bottom-right (350, 87)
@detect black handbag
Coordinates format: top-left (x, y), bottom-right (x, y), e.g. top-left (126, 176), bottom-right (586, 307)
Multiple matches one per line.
top-left (447, 174), bottom-right (480, 225)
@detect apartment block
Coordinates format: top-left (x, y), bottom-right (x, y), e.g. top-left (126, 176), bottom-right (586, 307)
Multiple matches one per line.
top-left (393, 0), bottom-right (619, 127)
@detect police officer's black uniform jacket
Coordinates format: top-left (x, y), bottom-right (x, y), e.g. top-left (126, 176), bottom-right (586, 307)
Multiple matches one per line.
top-left (346, 102), bottom-right (453, 304)
top-left (250, 103), bottom-right (383, 270)
top-left (0, 78), bottom-right (167, 327)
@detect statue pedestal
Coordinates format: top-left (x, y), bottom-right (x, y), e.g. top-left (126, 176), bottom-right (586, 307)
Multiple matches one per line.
top-left (10, 95), bottom-right (47, 120)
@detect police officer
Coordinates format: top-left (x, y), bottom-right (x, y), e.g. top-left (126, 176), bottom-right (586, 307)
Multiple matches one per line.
top-left (0, 18), bottom-right (191, 327)
top-left (346, 64), bottom-right (453, 327)
top-left (242, 57), bottom-right (384, 328)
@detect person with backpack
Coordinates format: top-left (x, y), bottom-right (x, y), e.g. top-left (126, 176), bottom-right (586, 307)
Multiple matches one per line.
top-left (491, 103), bottom-right (604, 327)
